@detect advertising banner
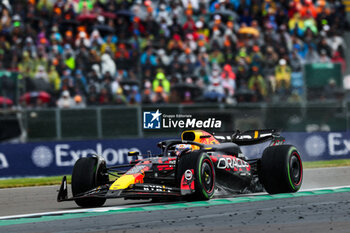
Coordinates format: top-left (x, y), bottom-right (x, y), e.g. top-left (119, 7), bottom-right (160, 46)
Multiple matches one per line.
top-left (283, 132), bottom-right (350, 161)
top-left (0, 138), bottom-right (162, 178)
top-left (0, 132), bottom-right (350, 178)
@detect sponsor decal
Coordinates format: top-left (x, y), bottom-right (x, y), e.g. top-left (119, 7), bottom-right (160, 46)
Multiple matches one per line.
top-left (143, 109), bottom-right (162, 129)
top-left (181, 169), bottom-right (195, 195)
top-left (143, 184), bottom-right (171, 192)
top-left (0, 153), bottom-right (9, 169)
top-left (184, 169), bottom-right (193, 180)
top-left (304, 135), bottom-right (326, 157)
top-left (31, 146), bottom-right (54, 168)
top-left (143, 109), bottom-right (222, 129)
top-left (217, 157), bottom-right (250, 169)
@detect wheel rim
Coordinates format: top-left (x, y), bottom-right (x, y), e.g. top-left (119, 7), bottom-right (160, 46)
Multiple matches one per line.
top-left (290, 152), bottom-right (302, 186)
top-left (201, 159), bottom-right (214, 193)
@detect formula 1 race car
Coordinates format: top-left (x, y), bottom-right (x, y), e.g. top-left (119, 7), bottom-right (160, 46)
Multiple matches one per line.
top-left (57, 129), bottom-right (303, 207)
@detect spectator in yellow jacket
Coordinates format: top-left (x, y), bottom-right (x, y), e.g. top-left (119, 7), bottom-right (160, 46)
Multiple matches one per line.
top-left (248, 66), bottom-right (267, 99)
top-left (153, 71), bottom-right (170, 94)
top-left (275, 59), bottom-right (291, 89)
top-left (48, 65), bottom-right (61, 91)
top-left (18, 51), bottom-right (35, 78)
top-left (100, 35), bottom-right (116, 54)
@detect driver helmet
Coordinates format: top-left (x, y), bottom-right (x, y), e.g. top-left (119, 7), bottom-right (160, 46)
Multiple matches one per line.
top-left (174, 144), bottom-right (192, 155)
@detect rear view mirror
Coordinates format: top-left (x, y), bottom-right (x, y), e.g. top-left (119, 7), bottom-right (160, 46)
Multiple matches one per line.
top-left (128, 151), bottom-right (140, 156)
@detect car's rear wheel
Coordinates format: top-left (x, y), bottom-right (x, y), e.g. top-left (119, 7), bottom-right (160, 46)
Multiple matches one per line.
top-left (259, 145), bottom-right (303, 194)
top-left (72, 157), bottom-right (108, 207)
top-left (177, 151), bottom-right (215, 200)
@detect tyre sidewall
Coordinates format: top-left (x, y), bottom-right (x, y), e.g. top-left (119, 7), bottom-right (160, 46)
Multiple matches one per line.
top-left (194, 153), bottom-right (215, 200)
top-left (259, 145), bottom-right (303, 194)
top-left (177, 151), bottom-right (215, 200)
top-left (285, 147), bottom-right (303, 191)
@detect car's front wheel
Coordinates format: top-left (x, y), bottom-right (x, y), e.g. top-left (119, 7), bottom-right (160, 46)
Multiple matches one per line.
top-left (72, 157), bottom-right (108, 207)
top-left (177, 151), bottom-right (215, 200)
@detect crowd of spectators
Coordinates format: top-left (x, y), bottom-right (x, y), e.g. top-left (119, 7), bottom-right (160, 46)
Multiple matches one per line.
top-left (0, 0), bottom-right (348, 108)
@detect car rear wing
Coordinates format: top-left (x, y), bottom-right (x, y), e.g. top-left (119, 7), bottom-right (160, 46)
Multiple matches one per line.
top-left (213, 129), bottom-right (284, 146)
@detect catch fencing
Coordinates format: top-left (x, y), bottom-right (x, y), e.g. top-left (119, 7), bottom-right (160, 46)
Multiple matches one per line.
top-left (22, 102), bottom-right (350, 141)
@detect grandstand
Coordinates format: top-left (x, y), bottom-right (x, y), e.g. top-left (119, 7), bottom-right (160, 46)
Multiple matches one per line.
top-left (0, 0), bottom-right (349, 141)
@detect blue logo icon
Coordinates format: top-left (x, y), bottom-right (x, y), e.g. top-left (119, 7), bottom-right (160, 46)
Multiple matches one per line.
top-left (143, 109), bottom-right (162, 129)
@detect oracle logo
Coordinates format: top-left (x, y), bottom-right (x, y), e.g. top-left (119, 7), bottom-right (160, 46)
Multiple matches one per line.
top-left (217, 157), bottom-right (250, 169)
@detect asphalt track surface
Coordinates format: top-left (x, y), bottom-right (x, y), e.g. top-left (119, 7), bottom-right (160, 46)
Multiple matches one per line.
top-left (0, 167), bottom-right (350, 232)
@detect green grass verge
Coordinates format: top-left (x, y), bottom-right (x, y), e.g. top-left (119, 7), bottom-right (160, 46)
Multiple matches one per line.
top-left (302, 159), bottom-right (350, 169)
top-left (0, 176), bottom-right (71, 189)
top-left (0, 159), bottom-right (350, 188)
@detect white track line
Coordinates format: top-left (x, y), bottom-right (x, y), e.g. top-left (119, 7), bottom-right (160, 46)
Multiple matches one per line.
top-left (303, 166), bottom-right (350, 171)
top-left (0, 202), bottom-right (157, 220)
top-left (1, 185), bottom-right (350, 221)
top-left (301, 185), bottom-right (350, 191)
top-left (0, 207), bottom-right (125, 220)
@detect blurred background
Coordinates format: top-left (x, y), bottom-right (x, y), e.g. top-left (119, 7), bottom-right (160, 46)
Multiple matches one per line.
top-left (0, 0), bottom-right (349, 142)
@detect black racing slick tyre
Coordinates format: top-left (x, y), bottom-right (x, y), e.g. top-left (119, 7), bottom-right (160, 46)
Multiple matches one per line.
top-left (177, 151), bottom-right (215, 200)
top-left (259, 145), bottom-right (303, 194)
top-left (71, 157), bottom-right (108, 207)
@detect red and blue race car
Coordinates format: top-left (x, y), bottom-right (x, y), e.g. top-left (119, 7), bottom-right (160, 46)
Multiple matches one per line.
top-left (57, 129), bottom-right (303, 207)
